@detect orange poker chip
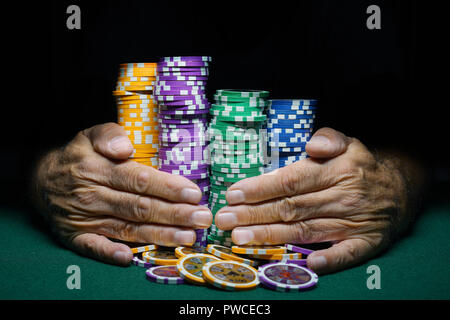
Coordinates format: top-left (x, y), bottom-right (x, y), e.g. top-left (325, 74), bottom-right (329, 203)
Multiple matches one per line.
top-left (118, 109), bottom-right (158, 114)
top-left (115, 85), bottom-right (154, 91)
top-left (116, 81), bottom-right (154, 86)
top-left (118, 70), bottom-right (157, 77)
top-left (119, 63), bottom-right (157, 68)
top-left (117, 76), bottom-right (154, 82)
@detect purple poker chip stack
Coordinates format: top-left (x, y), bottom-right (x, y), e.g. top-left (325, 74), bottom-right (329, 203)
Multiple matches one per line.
top-left (154, 56), bottom-right (212, 247)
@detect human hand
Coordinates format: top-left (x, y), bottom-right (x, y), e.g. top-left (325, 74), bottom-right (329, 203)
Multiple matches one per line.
top-left (33, 123), bottom-right (212, 266)
top-left (215, 128), bottom-right (410, 274)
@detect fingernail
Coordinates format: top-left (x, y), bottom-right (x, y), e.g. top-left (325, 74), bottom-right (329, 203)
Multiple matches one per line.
top-left (233, 229), bottom-right (254, 245)
top-left (308, 136), bottom-right (330, 149)
top-left (215, 212), bottom-right (237, 229)
top-left (174, 230), bottom-right (195, 245)
top-left (109, 136), bottom-right (132, 153)
top-left (309, 255), bottom-right (327, 270)
top-left (227, 190), bottom-right (245, 204)
top-left (113, 250), bottom-right (131, 265)
top-left (191, 211), bottom-right (212, 228)
top-left (181, 188), bottom-right (202, 203)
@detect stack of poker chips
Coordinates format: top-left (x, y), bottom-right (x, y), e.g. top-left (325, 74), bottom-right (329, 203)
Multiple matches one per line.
top-left (114, 63), bottom-right (159, 168)
top-left (208, 89), bottom-right (269, 246)
top-left (153, 56), bottom-right (212, 247)
top-left (265, 99), bottom-right (317, 172)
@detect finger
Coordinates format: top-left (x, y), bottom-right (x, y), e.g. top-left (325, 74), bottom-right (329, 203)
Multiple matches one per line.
top-left (307, 238), bottom-right (377, 275)
top-left (305, 127), bottom-right (352, 159)
top-left (215, 188), bottom-right (343, 230)
top-left (225, 159), bottom-right (330, 205)
top-left (83, 122), bottom-right (133, 160)
top-left (71, 233), bottom-right (133, 266)
top-left (71, 185), bottom-right (212, 228)
top-left (79, 157), bottom-right (203, 204)
top-left (74, 216), bottom-right (198, 247)
top-left (230, 218), bottom-right (348, 245)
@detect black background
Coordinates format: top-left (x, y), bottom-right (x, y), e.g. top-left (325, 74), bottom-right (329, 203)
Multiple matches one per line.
top-left (1, 0), bottom-right (449, 205)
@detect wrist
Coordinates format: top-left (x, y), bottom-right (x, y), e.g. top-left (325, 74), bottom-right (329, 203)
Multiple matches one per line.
top-left (375, 149), bottom-right (426, 238)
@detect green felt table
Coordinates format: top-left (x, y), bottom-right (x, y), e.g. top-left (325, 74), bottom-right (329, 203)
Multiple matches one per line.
top-left (1, 187), bottom-right (449, 300)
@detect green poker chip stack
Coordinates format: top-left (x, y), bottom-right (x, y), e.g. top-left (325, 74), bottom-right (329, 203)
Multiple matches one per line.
top-left (208, 89), bottom-right (269, 245)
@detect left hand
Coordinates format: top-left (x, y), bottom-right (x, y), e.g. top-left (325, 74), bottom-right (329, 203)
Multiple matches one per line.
top-left (214, 127), bottom-right (410, 274)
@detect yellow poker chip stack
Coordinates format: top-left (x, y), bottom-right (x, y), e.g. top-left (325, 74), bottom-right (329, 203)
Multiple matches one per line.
top-left (114, 63), bottom-right (159, 168)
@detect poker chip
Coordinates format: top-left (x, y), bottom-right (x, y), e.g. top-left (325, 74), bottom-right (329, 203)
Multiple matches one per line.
top-left (131, 255), bottom-right (154, 268)
top-left (142, 247), bottom-right (179, 265)
top-left (208, 89), bottom-right (268, 246)
top-left (285, 244), bottom-right (315, 255)
top-left (130, 244), bottom-right (158, 254)
top-left (258, 262), bottom-right (318, 292)
top-left (174, 246), bottom-right (208, 258)
top-left (153, 56), bottom-right (212, 248)
top-left (110, 57), bottom-right (324, 293)
top-left (114, 62), bottom-right (159, 169)
top-left (206, 244), bottom-right (258, 267)
top-left (231, 245), bottom-right (287, 255)
top-left (145, 265), bottom-right (184, 285)
top-left (265, 99), bottom-right (317, 173)
top-left (202, 260), bottom-right (259, 291)
top-left (176, 253), bottom-right (221, 285)
top-left (248, 252), bottom-right (303, 260)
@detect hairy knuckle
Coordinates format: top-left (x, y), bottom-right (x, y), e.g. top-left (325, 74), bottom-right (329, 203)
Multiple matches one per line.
top-left (72, 187), bottom-right (98, 207)
top-left (72, 157), bottom-right (99, 181)
top-left (340, 191), bottom-right (365, 210)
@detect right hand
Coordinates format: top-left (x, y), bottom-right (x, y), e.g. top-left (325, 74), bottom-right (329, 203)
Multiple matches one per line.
top-left (33, 123), bottom-right (212, 266)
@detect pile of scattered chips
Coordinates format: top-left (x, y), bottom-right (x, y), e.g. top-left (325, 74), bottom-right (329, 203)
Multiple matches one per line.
top-left (208, 90), bottom-right (269, 246)
top-left (114, 63), bottom-right (159, 168)
top-left (130, 244), bottom-right (318, 292)
top-left (265, 99), bottom-right (317, 172)
top-left (153, 56), bottom-right (212, 247)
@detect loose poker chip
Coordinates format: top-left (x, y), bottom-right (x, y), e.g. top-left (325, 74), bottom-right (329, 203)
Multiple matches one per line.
top-left (231, 245), bottom-right (287, 255)
top-left (258, 262), bottom-right (318, 292)
top-left (176, 253), bottom-right (220, 285)
top-left (274, 259), bottom-right (308, 266)
top-left (248, 252), bottom-right (303, 260)
top-left (285, 244), bottom-right (315, 255)
top-left (145, 265), bottom-right (184, 285)
top-left (131, 255), bottom-right (154, 268)
top-left (206, 244), bottom-right (258, 267)
top-left (142, 248), bottom-right (179, 265)
top-left (175, 246), bottom-right (208, 258)
top-left (130, 244), bottom-right (158, 254)
top-left (202, 260), bottom-right (259, 291)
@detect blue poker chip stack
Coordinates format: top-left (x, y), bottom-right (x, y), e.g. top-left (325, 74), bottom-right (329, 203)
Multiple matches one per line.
top-left (265, 99), bottom-right (317, 172)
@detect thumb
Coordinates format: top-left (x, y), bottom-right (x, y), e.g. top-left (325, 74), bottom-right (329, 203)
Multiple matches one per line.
top-left (83, 122), bottom-right (133, 160)
top-left (71, 233), bottom-right (133, 266)
top-left (306, 238), bottom-right (375, 274)
top-left (306, 127), bottom-right (351, 159)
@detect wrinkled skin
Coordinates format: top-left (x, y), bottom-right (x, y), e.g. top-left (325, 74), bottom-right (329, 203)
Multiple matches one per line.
top-left (33, 123), bottom-right (212, 266)
top-left (215, 127), bottom-right (423, 274)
